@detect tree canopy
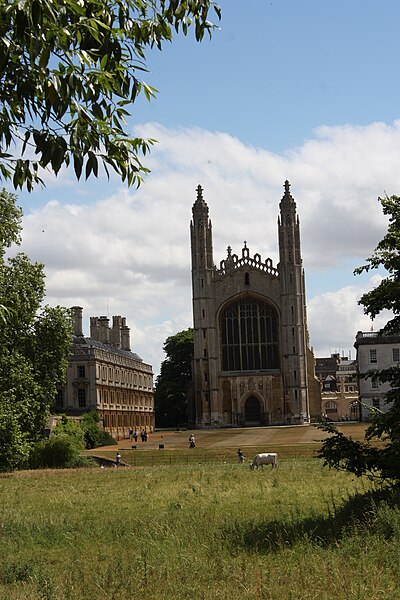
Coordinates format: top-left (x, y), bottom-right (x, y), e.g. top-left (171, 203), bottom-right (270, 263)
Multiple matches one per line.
top-left (0, 0), bottom-right (220, 191)
top-left (154, 327), bottom-right (193, 427)
top-left (318, 194), bottom-right (400, 484)
top-left (0, 189), bottom-right (72, 470)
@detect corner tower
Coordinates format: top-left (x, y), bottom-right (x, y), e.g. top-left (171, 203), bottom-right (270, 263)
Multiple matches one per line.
top-left (190, 185), bottom-right (218, 426)
top-left (278, 180), bottom-right (310, 422)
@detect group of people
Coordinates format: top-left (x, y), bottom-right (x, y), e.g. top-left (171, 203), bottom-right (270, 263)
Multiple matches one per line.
top-left (115, 428), bottom-right (149, 465)
top-left (129, 428), bottom-right (148, 443)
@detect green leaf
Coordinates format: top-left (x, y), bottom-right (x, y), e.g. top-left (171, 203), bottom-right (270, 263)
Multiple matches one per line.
top-left (73, 153), bottom-right (83, 180)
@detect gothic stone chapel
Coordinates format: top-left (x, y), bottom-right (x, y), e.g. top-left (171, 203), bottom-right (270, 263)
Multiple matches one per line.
top-left (189, 181), bottom-right (321, 428)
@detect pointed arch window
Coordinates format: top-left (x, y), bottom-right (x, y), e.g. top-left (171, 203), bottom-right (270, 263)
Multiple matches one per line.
top-left (220, 297), bottom-right (280, 372)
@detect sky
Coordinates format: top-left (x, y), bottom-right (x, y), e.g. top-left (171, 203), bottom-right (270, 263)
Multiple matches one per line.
top-left (8, 0), bottom-right (400, 377)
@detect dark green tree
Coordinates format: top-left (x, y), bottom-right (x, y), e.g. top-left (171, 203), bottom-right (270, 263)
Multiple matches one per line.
top-left (154, 328), bottom-right (193, 427)
top-left (0, 0), bottom-right (220, 191)
top-left (0, 187), bottom-right (22, 322)
top-left (318, 194), bottom-right (400, 484)
top-left (52, 414), bottom-right (85, 449)
top-left (80, 409), bottom-right (101, 449)
top-left (0, 189), bottom-right (72, 470)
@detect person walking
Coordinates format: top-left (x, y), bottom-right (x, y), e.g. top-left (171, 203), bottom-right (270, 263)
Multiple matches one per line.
top-left (116, 452), bottom-right (121, 466)
top-left (237, 448), bottom-right (244, 463)
top-left (133, 430), bottom-right (138, 443)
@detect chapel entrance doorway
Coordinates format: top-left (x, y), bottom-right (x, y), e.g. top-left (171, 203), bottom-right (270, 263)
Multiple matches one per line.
top-left (244, 395), bottom-right (262, 426)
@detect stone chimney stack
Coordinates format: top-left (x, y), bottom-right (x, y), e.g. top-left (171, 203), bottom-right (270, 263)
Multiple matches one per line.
top-left (121, 318), bottom-right (131, 351)
top-left (98, 316), bottom-right (110, 343)
top-left (71, 306), bottom-right (83, 336)
top-left (90, 316), bottom-right (99, 339)
top-left (89, 314), bottom-right (131, 349)
top-left (110, 315), bottom-right (123, 348)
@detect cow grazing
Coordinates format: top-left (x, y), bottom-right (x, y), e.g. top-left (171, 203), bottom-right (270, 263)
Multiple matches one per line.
top-left (250, 452), bottom-right (278, 470)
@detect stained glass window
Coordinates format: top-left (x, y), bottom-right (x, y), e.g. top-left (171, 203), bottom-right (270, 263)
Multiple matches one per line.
top-left (221, 297), bottom-right (279, 371)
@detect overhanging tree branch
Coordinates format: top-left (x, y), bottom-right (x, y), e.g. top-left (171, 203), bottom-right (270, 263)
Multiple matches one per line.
top-left (0, 0), bottom-right (221, 191)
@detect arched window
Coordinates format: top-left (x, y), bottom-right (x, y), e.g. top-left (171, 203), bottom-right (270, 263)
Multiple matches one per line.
top-left (325, 401), bottom-right (338, 414)
top-left (220, 296), bottom-right (279, 372)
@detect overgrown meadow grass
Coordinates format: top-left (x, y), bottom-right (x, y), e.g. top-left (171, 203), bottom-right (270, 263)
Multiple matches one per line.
top-left (1, 460), bottom-right (400, 599)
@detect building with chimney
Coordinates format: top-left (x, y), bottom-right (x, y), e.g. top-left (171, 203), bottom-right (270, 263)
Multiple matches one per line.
top-left (354, 330), bottom-right (400, 420)
top-left (55, 307), bottom-right (154, 439)
top-left (189, 181), bottom-right (321, 428)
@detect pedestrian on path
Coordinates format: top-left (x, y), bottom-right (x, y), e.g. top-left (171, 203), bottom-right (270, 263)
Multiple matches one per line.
top-left (237, 448), bottom-right (244, 463)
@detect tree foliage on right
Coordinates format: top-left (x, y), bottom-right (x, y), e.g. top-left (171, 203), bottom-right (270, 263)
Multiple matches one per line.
top-left (318, 194), bottom-right (400, 484)
top-left (154, 328), bottom-right (193, 427)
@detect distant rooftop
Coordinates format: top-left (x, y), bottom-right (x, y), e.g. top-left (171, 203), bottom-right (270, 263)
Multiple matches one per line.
top-left (74, 335), bottom-right (143, 362)
top-left (355, 331), bottom-right (400, 346)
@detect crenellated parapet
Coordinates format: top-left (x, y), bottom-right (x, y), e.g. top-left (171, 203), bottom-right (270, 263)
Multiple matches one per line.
top-left (216, 242), bottom-right (279, 278)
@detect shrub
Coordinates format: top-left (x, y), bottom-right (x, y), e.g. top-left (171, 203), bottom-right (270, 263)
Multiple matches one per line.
top-left (81, 410), bottom-right (101, 448)
top-left (30, 434), bottom-right (83, 469)
top-left (53, 415), bottom-right (85, 448)
top-left (97, 430), bottom-right (117, 447)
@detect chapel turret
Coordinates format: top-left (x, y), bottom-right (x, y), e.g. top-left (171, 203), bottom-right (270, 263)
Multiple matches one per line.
top-left (278, 180), bottom-right (301, 266)
top-left (278, 180), bottom-right (310, 423)
top-left (190, 184), bottom-right (214, 270)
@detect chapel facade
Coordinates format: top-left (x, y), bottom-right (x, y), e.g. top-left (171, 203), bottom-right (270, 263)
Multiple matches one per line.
top-left (189, 181), bottom-right (321, 428)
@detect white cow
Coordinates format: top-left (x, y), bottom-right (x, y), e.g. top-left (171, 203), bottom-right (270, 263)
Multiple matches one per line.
top-left (250, 452), bottom-right (278, 470)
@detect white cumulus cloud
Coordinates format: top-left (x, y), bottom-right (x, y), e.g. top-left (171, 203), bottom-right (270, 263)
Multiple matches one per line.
top-left (13, 120), bottom-right (400, 375)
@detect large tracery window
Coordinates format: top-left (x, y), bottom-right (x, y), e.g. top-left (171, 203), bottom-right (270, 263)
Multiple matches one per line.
top-left (221, 297), bottom-right (280, 372)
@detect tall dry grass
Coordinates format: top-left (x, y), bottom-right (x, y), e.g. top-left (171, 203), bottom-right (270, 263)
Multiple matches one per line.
top-left (0, 460), bottom-right (399, 599)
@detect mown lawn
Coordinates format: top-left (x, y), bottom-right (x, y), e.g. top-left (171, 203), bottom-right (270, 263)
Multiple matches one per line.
top-left (1, 459), bottom-right (400, 599)
top-left (90, 422), bottom-right (381, 467)
top-left (93, 444), bottom-right (321, 467)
